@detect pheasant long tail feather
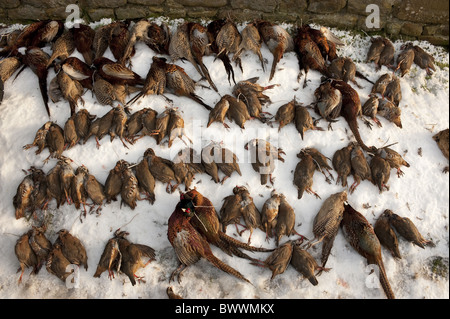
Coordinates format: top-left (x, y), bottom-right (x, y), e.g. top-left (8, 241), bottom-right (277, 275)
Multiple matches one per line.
top-left (205, 252), bottom-right (251, 284)
top-left (355, 71), bottom-right (374, 85)
top-left (219, 54), bottom-right (235, 85)
top-left (320, 236), bottom-right (336, 268)
top-left (126, 91), bottom-right (143, 106)
top-left (0, 79), bottom-right (4, 104)
top-left (347, 119), bottom-right (372, 152)
top-left (38, 72), bottom-right (51, 117)
top-left (189, 93), bottom-right (212, 111)
top-left (377, 260), bottom-right (395, 299)
top-left (198, 60), bottom-right (218, 92)
top-left (219, 231), bottom-right (273, 252)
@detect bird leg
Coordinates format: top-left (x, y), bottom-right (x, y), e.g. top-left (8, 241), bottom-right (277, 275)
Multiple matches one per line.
top-left (95, 137), bottom-right (101, 149)
top-left (170, 263), bottom-right (187, 284)
top-left (363, 117), bottom-right (374, 130)
top-left (306, 188), bottom-right (321, 199)
top-left (315, 266), bottom-right (332, 277)
top-left (349, 180), bottom-right (360, 194)
top-left (379, 183), bottom-right (390, 193)
top-left (263, 84), bottom-right (280, 91)
top-left (119, 137), bottom-right (130, 149)
top-left (108, 269), bottom-right (115, 280)
top-left (265, 230), bottom-right (271, 243)
top-left (161, 94), bottom-right (173, 105)
top-left (64, 189), bottom-right (72, 205)
top-left (23, 143), bottom-right (34, 150)
top-left (222, 122), bottom-right (230, 130)
top-left (43, 154), bottom-right (52, 164)
top-left (125, 134), bottom-right (143, 145)
top-left (303, 73), bottom-right (310, 88)
top-left (17, 269), bottom-right (25, 284)
top-left (269, 174), bottom-right (275, 185)
top-left (304, 235), bottom-right (325, 250)
top-left (220, 176), bottom-right (229, 185)
top-left (292, 229), bottom-right (308, 242)
top-left (396, 168), bottom-right (404, 178)
top-left (134, 274), bottom-right (146, 284)
top-left (238, 224), bottom-right (257, 244)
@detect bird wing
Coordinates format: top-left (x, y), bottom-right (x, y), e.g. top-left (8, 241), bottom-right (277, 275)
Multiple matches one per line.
top-left (62, 63), bottom-right (90, 80)
top-left (131, 243), bottom-right (156, 260)
top-left (102, 63), bottom-right (136, 79)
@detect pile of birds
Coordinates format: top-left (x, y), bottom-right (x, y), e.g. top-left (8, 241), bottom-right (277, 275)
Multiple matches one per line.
top-left (14, 143), bottom-right (245, 220)
top-left (23, 105), bottom-right (191, 157)
top-left (168, 187), bottom-right (434, 300)
top-left (15, 224), bottom-right (156, 286)
top-left (15, 226), bottom-right (88, 283)
top-left (2, 16), bottom-right (448, 299)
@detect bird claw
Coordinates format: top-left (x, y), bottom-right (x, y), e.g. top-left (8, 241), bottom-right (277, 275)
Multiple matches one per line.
top-left (364, 119), bottom-right (373, 130)
top-left (134, 274), bottom-right (146, 284)
top-left (327, 122), bottom-right (334, 131)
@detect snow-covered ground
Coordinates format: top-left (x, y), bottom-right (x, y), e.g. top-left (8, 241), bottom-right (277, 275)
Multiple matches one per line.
top-left (0, 18), bottom-right (448, 299)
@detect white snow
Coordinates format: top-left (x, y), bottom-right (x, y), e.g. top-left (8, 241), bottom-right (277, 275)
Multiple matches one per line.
top-left (0, 18), bottom-right (448, 300)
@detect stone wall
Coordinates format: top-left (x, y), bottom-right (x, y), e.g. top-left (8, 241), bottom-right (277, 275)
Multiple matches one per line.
top-left (0, 0), bottom-right (448, 45)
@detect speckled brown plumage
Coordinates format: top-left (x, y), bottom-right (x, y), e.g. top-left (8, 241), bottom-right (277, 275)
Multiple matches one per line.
top-left (374, 209), bottom-right (402, 259)
top-left (341, 203), bottom-right (395, 299)
top-left (387, 210), bottom-right (432, 249)
top-left (332, 144), bottom-right (353, 187)
top-left (168, 198), bottom-right (251, 284)
top-left (309, 191), bottom-right (347, 268)
top-left (15, 230), bottom-right (38, 283)
top-left (55, 229), bottom-right (88, 271)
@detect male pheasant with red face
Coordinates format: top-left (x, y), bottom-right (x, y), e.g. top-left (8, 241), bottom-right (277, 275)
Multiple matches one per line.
top-left (167, 197), bottom-right (251, 284)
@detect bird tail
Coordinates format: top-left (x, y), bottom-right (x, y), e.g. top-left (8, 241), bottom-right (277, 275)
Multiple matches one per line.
top-left (93, 266), bottom-right (104, 278)
top-left (377, 260), bottom-right (395, 299)
top-left (126, 91), bottom-right (143, 107)
top-left (347, 118), bottom-right (373, 152)
top-left (356, 71), bottom-right (374, 85)
top-left (198, 59), bottom-right (218, 92)
top-left (69, 100), bottom-right (77, 117)
top-left (0, 79), bottom-right (4, 105)
top-left (219, 231), bottom-right (273, 252)
top-left (189, 93), bottom-right (212, 111)
top-left (205, 252), bottom-right (251, 284)
top-left (269, 45), bottom-right (283, 82)
top-left (38, 71), bottom-right (51, 117)
top-left (320, 236), bottom-right (336, 269)
top-left (219, 54), bottom-right (235, 85)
